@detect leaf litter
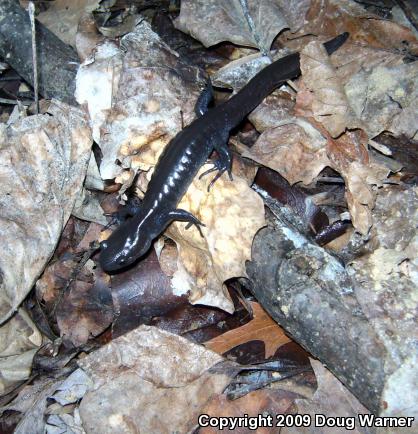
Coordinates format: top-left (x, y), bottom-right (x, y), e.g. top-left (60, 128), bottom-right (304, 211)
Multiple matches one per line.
top-left (0, 0), bottom-right (417, 432)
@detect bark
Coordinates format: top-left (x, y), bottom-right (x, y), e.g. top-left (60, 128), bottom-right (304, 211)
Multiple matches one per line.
top-left (246, 189), bottom-right (387, 414)
top-left (0, 0), bottom-right (79, 105)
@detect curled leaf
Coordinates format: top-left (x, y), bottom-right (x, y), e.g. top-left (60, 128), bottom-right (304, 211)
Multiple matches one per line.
top-left (300, 41), bottom-right (363, 138)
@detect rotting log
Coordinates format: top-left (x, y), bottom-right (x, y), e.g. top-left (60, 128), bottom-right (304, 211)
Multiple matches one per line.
top-left (0, 0), bottom-right (79, 105)
top-left (246, 189), bottom-right (387, 414)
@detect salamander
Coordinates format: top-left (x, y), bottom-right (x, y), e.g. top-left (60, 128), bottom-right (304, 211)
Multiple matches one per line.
top-left (99, 32), bottom-right (349, 272)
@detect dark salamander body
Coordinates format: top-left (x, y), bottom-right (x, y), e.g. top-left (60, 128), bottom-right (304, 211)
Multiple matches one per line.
top-left (99, 33), bottom-right (349, 272)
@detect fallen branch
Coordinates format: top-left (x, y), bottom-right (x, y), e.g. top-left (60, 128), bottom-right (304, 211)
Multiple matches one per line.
top-left (246, 189), bottom-right (387, 414)
top-left (0, 0), bottom-right (79, 105)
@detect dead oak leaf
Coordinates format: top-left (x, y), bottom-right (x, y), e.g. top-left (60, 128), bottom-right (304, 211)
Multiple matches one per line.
top-left (295, 47), bottom-right (389, 235)
top-left (325, 129), bottom-right (389, 235)
top-left (37, 0), bottom-right (98, 48)
top-left (242, 118), bottom-right (329, 186)
top-left (300, 40), bottom-right (363, 138)
top-left (174, 0), bottom-right (309, 54)
top-left (204, 302), bottom-right (291, 358)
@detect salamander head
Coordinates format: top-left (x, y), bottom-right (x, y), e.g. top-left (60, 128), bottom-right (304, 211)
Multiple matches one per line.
top-left (99, 219), bottom-right (152, 273)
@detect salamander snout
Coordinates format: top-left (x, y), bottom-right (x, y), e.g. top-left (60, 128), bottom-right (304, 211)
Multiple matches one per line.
top-left (98, 231), bottom-right (152, 273)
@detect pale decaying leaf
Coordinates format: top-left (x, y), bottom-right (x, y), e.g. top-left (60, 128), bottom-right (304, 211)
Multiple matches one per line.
top-left (174, 0), bottom-right (309, 53)
top-left (167, 167), bottom-right (265, 313)
top-left (0, 101), bottom-right (92, 324)
top-left (283, 359), bottom-right (372, 434)
top-left (75, 12), bottom-right (106, 63)
top-left (211, 48), bottom-right (292, 92)
top-left (2, 368), bottom-right (91, 434)
top-left (346, 63), bottom-right (418, 140)
top-left (37, 0), bottom-right (99, 48)
top-left (78, 326), bottom-right (231, 434)
top-left (300, 41), bottom-right (363, 138)
top-left (348, 187), bottom-right (418, 423)
top-left (76, 19), bottom-right (204, 180)
top-left (13, 380), bottom-right (63, 434)
top-left (330, 43), bottom-right (406, 87)
top-left (248, 90), bottom-right (295, 132)
top-left (0, 309), bottom-right (42, 395)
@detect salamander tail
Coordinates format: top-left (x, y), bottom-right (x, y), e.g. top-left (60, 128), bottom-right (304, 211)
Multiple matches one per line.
top-left (323, 32), bottom-right (350, 55)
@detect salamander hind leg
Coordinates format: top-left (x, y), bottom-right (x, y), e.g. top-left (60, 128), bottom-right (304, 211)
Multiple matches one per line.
top-left (167, 209), bottom-right (205, 236)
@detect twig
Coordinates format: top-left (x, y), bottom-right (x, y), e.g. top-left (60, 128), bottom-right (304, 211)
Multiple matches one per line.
top-left (50, 242), bottom-right (100, 317)
top-left (0, 97), bottom-right (32, 105)
top-left (238, 0), bottom-right (268, 57)
top-left (28, 2), bottom-right (39, 114)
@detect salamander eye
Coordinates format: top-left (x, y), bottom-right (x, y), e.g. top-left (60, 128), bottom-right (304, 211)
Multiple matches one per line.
top-left (100, 241), bottom-right (108, 250)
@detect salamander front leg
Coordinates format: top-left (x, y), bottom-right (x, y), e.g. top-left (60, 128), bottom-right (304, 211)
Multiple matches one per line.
top-left (200, 143), bottom-right (233, 191)
top-left (194, 79), bottom-right (214, 117)
top-left (103, 197), bottom-right (142, 229)
top-left (167, 209), bottom-right (205, 236)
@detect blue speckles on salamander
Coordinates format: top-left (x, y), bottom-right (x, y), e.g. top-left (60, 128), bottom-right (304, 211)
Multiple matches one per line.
top-left (99, 33), bottom-right (349, 272)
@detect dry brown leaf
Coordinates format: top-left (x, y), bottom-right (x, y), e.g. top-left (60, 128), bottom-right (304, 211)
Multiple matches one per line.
top-left (201, 389), bottom-right (298, 434)
top-left (342, 160), bottom-right (388, 235)
top-left (249, 91), bottom-right (295, 132)
top-left (300, 41), bottom-right (363, 138)
top-left (78, 326), bottom-right (231, 434)
top-left (174, 0), bottom-right (309, 54)
top-left (330, 42), bottom-right (406, 86)
top-left (75, 13), bottom-right (105, 62)
top-left (56, 272), bottom-right (113, 347)
top-left (283, 0), bottom-right (418, 54)
top-left (294, 44), bottom-right (390, 235)
top-left (242, 118), bottom-right (329, 185)
top-left (204, 302), bottom-right (290, 358)
top-left (325, 130), bottom-right (388, 235)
